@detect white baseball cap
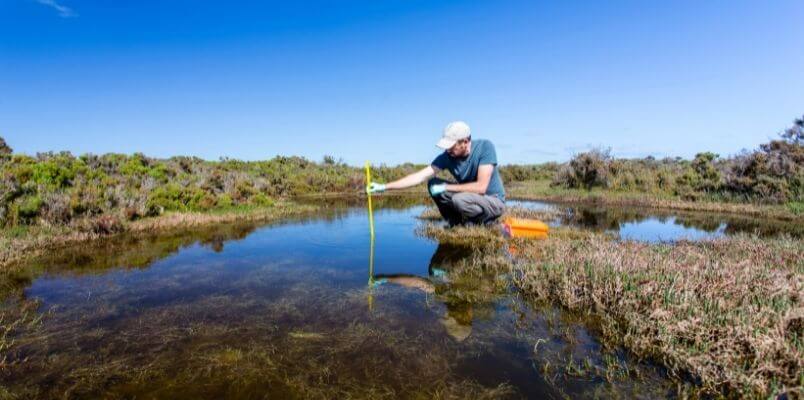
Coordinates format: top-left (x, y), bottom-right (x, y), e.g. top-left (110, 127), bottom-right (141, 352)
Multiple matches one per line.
top-left (436, 121), bottom-right (471, 149)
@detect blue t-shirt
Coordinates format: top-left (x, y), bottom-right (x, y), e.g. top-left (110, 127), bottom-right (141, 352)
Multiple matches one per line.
top-left (431, 139), bottom-right (505, 198)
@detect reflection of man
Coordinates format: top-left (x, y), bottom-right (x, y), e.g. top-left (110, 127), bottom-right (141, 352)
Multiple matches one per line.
top-left (366, 121), bottom-right (506, 226)
top-left (372, 244), bottom-right (476, 341)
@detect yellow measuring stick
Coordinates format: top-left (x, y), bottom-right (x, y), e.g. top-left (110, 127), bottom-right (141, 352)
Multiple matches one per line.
top-left (365, 161), bottom-right (375, 240)
top-left (365, 161), bottom-right (376, 311)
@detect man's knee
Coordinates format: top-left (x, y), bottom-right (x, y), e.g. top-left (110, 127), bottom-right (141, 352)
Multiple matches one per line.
top-left (451, 192), bottom-right (482, 215)
top-left (451, 192), bottom-right (473, 204)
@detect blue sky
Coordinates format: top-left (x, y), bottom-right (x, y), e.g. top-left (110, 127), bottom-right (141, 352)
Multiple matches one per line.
top-left (1, 0), bottom-right (802, 165)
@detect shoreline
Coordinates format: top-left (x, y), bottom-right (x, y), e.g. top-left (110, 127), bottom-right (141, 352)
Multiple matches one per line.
top-left (507, 182), bottom-right (802, 222)
top-left (0, 201), bottom-right (318, 271)
top-left (3, 188), bottom-right (802, 270)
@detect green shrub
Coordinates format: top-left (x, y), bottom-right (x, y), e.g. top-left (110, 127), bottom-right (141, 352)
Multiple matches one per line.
top-left (119, 154), bottom-right (149, 176)
top-left (553, 148), bottom-right (611, 189)
top-left (723, 118), bottom-right (804, 203)
top-left (146, 184), bottom-right (186, 215)
top-left (69, 185), bottom-right (105, 216)
top-left (250, 193), bottom-right (274, 207)
top-left (31, 157), bottom-right (79, 188)
top-left (499, 163), bottom-right (558, 182)
top-left (17, 195), bottom-right (43, 223)
top-left (216, 193), bottom-right (234, 208)
top-left (692, 152), bottom-right (721, 191)
top-left (147, 163), bottom-right (170, 182)
top-left (232, 179), bottom-right (257, 202)
top-left (189, 194), bottom-right (218, 211)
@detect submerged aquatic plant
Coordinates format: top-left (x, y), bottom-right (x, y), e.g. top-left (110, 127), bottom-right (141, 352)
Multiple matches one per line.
top-left (1, 264), bottom-right (521, 399)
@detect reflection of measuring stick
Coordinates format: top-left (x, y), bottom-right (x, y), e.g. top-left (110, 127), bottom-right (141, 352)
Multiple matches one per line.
top-left (367, 230), bottom-right (376, 311)
top-left (365, 161), bottom-right (376, 311)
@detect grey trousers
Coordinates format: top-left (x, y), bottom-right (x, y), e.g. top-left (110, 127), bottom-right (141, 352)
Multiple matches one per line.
top-left (428, 178), bottom-right (506, 226)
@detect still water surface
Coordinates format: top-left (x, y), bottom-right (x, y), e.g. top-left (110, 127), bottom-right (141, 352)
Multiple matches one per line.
top-left (2, 201), bottom-right (685, 399)
top-left (509, 199), bottom-right (801, 242)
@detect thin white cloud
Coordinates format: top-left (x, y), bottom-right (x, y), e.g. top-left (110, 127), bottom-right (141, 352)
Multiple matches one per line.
top-left (36, 0), bottom-right (78, 18)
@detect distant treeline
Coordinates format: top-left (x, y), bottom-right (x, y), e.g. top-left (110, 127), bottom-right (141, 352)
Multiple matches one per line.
top-left (0, 115), bottom-right (801, 229)
top-left (0, 147), bottom-right (420, 229)
top-left (548, 115), bottom-right (803, 204)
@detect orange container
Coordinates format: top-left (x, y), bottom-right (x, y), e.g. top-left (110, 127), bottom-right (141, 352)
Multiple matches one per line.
top-left (502, 217), bottom-right (549, 239)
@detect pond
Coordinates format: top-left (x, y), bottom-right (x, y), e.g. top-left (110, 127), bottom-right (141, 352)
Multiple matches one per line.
top-left (508, 200), bottom-right (802, 242)
top-left (1, 199), bottom-right (682, 399)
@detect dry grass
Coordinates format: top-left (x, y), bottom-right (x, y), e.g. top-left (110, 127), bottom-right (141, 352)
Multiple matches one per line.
top-left (416, 206), bottom-right (445, 221)
top-left (418, 223), bottom-right (804, 398)
top-left (518, 235), bottom-right (803, 398)
top-left (504, 205), bottom-right (564, 221)
top-left (416, 223), bottom-right (506, 249)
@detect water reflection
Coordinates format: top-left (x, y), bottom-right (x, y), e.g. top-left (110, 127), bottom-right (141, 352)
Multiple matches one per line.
top-left (3, 200), bottom-right (422, 299)
top-left (372, 244), bottom-right (490, 341)
top-left (296, 193), bottom-right (429, 211)
top-left (510, 200), bottom-right (802, 241)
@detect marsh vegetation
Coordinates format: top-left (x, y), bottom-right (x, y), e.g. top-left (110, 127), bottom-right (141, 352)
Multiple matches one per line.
top-left (416, 206), bottom-right (803, 398)
top-left (0, 116), bottom-right (801, 398)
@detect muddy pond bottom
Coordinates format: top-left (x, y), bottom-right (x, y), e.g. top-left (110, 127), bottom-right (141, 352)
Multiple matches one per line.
top-left (3, 204), bottom-right (677, 399)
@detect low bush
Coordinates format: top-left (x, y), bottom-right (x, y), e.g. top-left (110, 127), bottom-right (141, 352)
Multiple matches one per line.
top-left (551, 115), bottom-right (803, 204)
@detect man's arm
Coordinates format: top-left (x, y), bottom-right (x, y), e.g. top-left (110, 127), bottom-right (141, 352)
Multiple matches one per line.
top-left (374, 274), bottom-right (435, 293)
top-left (385, 165), bottom-right (437, 190)
top-left (444, 164), bottom-right (493, 194)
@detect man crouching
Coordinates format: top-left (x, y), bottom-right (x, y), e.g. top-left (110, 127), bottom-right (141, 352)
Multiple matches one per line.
top-left (366, 121), bottom-right (505, 226)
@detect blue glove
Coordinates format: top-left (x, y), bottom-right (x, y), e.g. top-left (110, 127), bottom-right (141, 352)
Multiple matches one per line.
top-left (429, 183), bottom-right (447, 196)
top-left (370, 278), bottom-right (388, 287)
top-left (366, 182), bottom-right (386, 194)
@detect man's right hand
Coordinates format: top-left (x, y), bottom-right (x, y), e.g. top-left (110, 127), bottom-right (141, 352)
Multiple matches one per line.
top-left (366, 182), bottom-right (386, 194)
top-left (428, 183), bottom-right (447, 196)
